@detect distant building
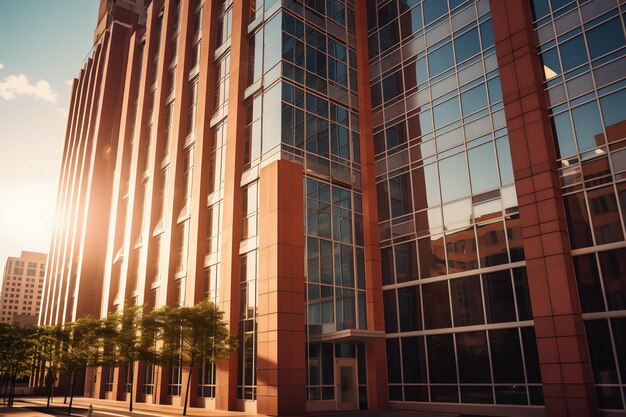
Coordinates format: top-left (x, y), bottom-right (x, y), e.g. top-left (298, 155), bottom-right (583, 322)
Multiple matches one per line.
top-left (1, 251), bottom-right (47, 324)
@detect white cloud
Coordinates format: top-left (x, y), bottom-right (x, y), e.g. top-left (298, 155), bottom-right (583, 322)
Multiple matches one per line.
top-left (64, 79), bottom-right (73, 86)
top-left (0, 63), bottom-right (4, 70)
top-left (57, 107), bottom-right (68, 117)
top-left (0, 74), bottom-right (57, 104)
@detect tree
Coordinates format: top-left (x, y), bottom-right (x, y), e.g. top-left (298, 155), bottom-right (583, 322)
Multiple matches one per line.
top-left (35, 324), bottom-right (68, 408)
top-left (145, 300), bottom-right (237, 416)
top-left (0, 324), bottom-right (39, 407)
top-left (104, 303), bottom-right (147, 412)
top-left (58, 316), bottom-right (104, 415)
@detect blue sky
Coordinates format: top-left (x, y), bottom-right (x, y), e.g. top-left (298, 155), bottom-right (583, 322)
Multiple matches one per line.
top-left (0, 0), bottom-right (99, 268)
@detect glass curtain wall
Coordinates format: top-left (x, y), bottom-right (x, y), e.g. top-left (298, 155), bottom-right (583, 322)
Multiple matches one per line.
top-left (368, 0), bottom-right (542, 407)
top-left (532, 0), bottom-right (626, 410)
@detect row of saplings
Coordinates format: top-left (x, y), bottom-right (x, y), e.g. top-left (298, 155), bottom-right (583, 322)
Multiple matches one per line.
top-left (0, 300), bottom-right (237, 416)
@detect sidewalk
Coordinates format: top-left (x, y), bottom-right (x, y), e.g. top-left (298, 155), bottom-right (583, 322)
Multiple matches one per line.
top-left (0, 407), bottom-right (53, 416)
top-left (18, 397), bottom-right (258, 417)
top-left (16, 397), bottom-right (460, 417)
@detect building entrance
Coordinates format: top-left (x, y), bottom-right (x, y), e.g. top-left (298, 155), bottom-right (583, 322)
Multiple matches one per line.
top-left (335, 358), bottom-right (358, 411)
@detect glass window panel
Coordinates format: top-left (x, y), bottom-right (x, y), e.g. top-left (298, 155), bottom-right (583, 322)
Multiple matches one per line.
top-left (468, 142), bottom-right (499, 194)
top-left (551, 112), bottom-right (577, 158)
top-left (382, 70), bottom-right (404, 103)
top-left (431, 385), bottom-right (459, 403)
top-left (456, 331), bottom-right (491, 383)
top-left (389, 173), bottom-right (413, 218)
top-left (400, 4), bottom-right (423, 39)
top-left (487, 76), bottom-right (503, 104)
top-left (381, 246), bottom-right (395, 285)
top-left (377, 181), bottom-right (390, 221)
top-left (586, 18), bottom-right (625, 60)
top-left (422, 280), bottom-right (452, 329)
top-left (428, 42), bottom-right (454, 77)
top-left (386, 338), bottom-right (402, 383)
top-left (480, 20), bottom-right (494, 49)
top-left (395, 241), bottom-right (418, 283)
top-left (404, 385), bottom-right (428, 402)
top-left (427, 333), bottom-right (457, 383)
top-left (495, 136), bottom-right (515, 186)
top-left (596, 386), bottom-right (624, 410)
top-left (598, 249), bottom-right (626, 311)
top-left (531, 0), bottom-right (550, 20)
top-left (461, 386), bottom-right (493, 404)
top-left (587, 186), bottom-right (624, 244)
top-left (433, 96), bottom-right (460, 129)
top-left (455, 27), bottom-right (480, 63)
top-left (513, 268), bottom-right (533, 321)
top-left (445, 226), bottom-right (478, 273)
top-left (506, 215), bottom-right (525, 262)
top-left (584, 319), bottom-right (618, 383)
top-left (450, 276), bottom-right (484, 327)
top-left (611, 318), bottom-right (626, 385)
top-left (599, 88), bottom-right (626, 142)
top-left (423, 0), bottom-right (448, 25)
top-left (401, 336), bottom-right (427, 383)
top-left (521, 326), bottom-right (542, 384)
top-left (418, 235), bottom-right (447, 278)
top-left (483, 270), bottom-right (516, 323)
top-left (439, 153), bottom-right (469, 203)
top-left (320, 239), bottom-right (333, 284)
top-left (541, 47), bottom-right (562, 80)
top-left (490, 328), bottom-right (525, 383)
top-left (383, 290), bottom-right (398, 333)
top-left (477, 221), bottom-right (508, 268)
top-left (412, 164), bottom-right (441, 209)
top-left (461, 84), bottom-right (488, 116)
top-left (263, 14), bottom-right (281, 72)
top-left (572, 101), bottom-right (604, 151)
top-left (398, 285), bottom-right (422, 332)
top-left (563, 192), bottom-right (594, 249)
top-left (495, 386), bottom-right (528, 405)
top-left (573, 254), bottom-right (605, 312)
top-left (559, 35), bottom-right (587, 72)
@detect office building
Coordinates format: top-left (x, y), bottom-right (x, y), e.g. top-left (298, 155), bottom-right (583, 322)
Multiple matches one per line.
top-left (1, 251), bottom-right (47, 324)
top-left (40, 0), bottom-right (626, 416)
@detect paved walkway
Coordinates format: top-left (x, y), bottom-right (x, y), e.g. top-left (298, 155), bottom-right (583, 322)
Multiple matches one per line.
top-left (12, 397), bottom-right (460, 417)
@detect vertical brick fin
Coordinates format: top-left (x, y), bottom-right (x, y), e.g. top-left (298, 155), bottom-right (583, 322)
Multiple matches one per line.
top-left (215, 0), bottom-right (250, 411)
top-left (354, 1), bottom-right (389, 411)
top-left (256, 159), bottom-right (306, 416)
top-left (489, 2), bottom-right (598, 416)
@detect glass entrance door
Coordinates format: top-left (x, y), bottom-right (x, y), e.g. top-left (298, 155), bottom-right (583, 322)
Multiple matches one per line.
top-left (335, 359), bottom-right (358, 410)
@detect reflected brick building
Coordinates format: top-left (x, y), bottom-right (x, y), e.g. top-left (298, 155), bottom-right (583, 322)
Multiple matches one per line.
top-left (40, 0), bottom-right (626, 416)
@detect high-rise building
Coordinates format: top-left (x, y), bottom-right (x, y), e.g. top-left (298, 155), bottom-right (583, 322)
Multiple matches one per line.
top-left (1, 251), bottom-right (47, 324)
top-left (39, 0), bottom-right (626, 416)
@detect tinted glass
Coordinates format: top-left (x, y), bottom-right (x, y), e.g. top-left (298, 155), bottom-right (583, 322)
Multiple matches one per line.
top-left (483, 270), bottom-right (516, 323)
top-left (427, 333), bottom-right (457, 383)
top-left (401, 336), bottom-right (427, 383)
top-left (587, 186), bottom-right (624, 245)
top-left (422, 281), bottom-right (452, 329)
top-left (598, 249), bottom-right (626, 311)
top-left (450, 276), bottom-right (484, 326)
top-left (383, 289), bottom-right (398, 333)
top-left (456, 331), bottom-right (491, 383)
top-left (394, 241), bottom-right (418, 283)
top-left (439, 153), bottom-right (469, 203)
top-left (559, 35), bottom-right (587, 72)
top-left (455, 27), bottom-right (480, 63)
top-left (490, 328), bottom-right (524, 383)
top-left (574, 254), bottom-right (605, 313)
top-left (563, 192), bottom-right (594, 248)
top-left (468, 142), bottom-right (499, 194)
top-left (584, 319), bottom-right (618, 383)
top-left (397, 286), bottom-right (422, 332)
top-left (586, 18), bottom-right (625, 60)
top-left (572, 102), bottom-right (604, 152)
top-left (386, 338), bottom-right (402, 383)
top-left (513, 268), bottom-right (533, 321)
top-left (428, 42), bottom-right (454, 77)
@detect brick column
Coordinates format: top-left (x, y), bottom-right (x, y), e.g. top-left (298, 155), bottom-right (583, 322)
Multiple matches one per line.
top-left (489, 2), bottom-right (598, 416)
top-left (215, 0), bottom-right (249, 410)
top-left (354, 1), bottom-right (388, 410)
top-left (256, 159), bottom-right (306, 416)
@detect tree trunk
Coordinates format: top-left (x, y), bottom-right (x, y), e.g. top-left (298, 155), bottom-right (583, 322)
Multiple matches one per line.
top-left (67, 371), bottom-right (76, 416)
top-left (63, 373), bottom-right (69, 404)
top-left (0, 372), bottom-right (7, 406)
top-left (9, 373), bottom-right (17, 407)
top-left (183, 365), bottom-right (193, 416)
top-left (128, 362), bottom-right (134, 412)
top-left (47, 367), bottom-right (55, 407)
